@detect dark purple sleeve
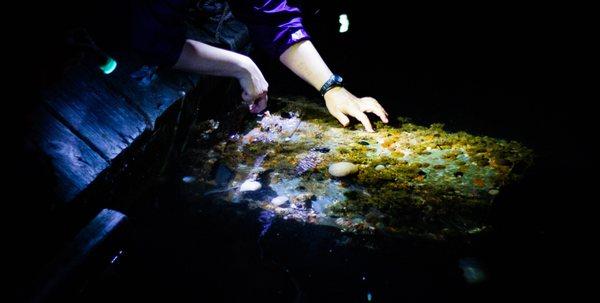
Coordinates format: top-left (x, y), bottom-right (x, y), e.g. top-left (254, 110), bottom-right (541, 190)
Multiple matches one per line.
top-left (228, 0), bottom-right (311, 58)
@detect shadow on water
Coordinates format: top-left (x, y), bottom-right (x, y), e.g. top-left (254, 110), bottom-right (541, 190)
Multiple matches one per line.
top-left (80, 147), bottom-right (564, 303)
top-left (88, 194), bottom-right (467, 302)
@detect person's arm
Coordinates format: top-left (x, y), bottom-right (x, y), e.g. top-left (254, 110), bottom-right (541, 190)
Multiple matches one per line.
top-left (173, 39), bottom-right (268, 113)
top-left (229, 0), bottom-right (388, 131)
top-left (132, 1), bottom-right (269, 113)
top-left (279, 40), bottom-right (388, 132)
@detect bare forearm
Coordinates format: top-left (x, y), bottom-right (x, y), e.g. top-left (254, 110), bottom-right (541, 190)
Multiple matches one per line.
top-left (174, 39), bottom-right (269, 113)
top-left (173, 39), bottom-right (250, 79)
top-left (279, 40), bottom-right (333, 91)
top-left (280, 40), bottom-right (388, 131)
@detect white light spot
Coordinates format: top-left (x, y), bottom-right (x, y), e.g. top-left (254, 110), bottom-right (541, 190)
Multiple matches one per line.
top-left (339, 14), bottom-right (349, 33)
top-left (291, 29), bottom-right (304, 40)
top-left (182, 176), bottom-right (197, 183)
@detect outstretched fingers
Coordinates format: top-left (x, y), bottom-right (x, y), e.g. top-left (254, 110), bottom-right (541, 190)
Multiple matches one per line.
top-left (360, 97), bottom-right (389, 123)
top-left (347, 107), bottom-right (374, 132)
top-left (329, 107), bottom-right (350, 126)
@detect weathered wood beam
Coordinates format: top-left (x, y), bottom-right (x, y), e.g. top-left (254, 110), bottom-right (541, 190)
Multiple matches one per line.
top-left (28, 209), bottom-right (128, 303)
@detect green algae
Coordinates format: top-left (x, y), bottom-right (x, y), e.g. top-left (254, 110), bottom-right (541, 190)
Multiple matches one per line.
top-left (278, 98), bottom-right (532, 236)
top-left (186, 96), bottom-right (534, 239)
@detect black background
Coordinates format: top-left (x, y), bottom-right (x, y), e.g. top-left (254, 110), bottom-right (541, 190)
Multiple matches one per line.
top-left (7, 0), bottom-right (583, 301)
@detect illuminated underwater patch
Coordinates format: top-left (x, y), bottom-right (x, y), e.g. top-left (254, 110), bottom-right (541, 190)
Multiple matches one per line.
top-left (188, 97), bottom-right (533, 240)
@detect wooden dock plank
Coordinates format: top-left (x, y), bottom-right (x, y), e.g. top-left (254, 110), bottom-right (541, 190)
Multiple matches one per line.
top-left (29, 208), bottom-right (128, 302)
top-left (43, 60), bottom-right (148, 160)
top-left (30, 108), bottom-right (109, 202)
top-left (103, 52), bottom-right (194, 128)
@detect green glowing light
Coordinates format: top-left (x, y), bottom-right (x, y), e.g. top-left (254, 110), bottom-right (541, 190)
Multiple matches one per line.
top-left (100, 57), bottom-right (117, 74)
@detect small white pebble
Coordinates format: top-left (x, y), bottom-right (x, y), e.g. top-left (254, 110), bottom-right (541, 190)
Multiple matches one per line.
top-left (239, 180), bottom-right (262, 192)
top-left (375, 164), bottom-right (385, 171)
top-left (329, 162), bottom-right (359, 177)
top-left (271, 196), bottom-right (289, 206)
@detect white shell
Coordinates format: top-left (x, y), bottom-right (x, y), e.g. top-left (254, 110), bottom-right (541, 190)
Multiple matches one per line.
top-left (271, 196), bottom-right (289, 206)
top-left (239, 180), bottom-right (262, 192)
top-left (328, 162), bottom-right (358, 177)
top-left (374, 164), bottom-right (386, 171)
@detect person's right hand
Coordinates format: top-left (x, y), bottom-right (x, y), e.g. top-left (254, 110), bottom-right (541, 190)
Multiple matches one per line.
top-left (323, 87), bottom-right (388, 132)
top-left (236, 57), bottom-right (269, 113)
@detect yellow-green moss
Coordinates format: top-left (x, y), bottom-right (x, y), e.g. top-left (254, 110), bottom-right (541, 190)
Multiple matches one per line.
top-left (190, 96), bottom-right (535, 239)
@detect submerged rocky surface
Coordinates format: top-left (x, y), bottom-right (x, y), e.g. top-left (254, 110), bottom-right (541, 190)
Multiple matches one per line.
top-left (183, 96), bottom-right (533, 240)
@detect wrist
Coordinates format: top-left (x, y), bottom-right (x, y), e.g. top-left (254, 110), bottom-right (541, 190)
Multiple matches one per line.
top-left (323, 86), bottom-right (345, 99)
top-left (316, 72), bottom-right (334, 91)
top-left (320, 74), bottom-right (344, 96)
top-left (232, 55), bottom-right (254, 80)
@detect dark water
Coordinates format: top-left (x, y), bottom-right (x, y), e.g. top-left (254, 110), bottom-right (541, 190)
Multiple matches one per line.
top-left (82, 3), bottom-right (568, 303)
top-left (13, 1), bottom-right (574, 302)
top-left (79, 143), bottom-right (561, 302)
top-left (79, 97), bottom-right (562, 302)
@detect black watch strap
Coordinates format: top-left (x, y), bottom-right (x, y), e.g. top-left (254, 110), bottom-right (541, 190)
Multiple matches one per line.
top-left (320, 74), bottom-right (343, 96)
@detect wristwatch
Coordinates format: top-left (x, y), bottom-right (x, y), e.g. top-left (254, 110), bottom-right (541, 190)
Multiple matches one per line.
top-left (320, 74), bottom-right (343, 96)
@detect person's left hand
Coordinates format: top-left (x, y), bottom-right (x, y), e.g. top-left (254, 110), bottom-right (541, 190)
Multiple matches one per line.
top-left (323, 87), bottom-right (388, 132)
top-left (236, 56), bottom-right (269, 113)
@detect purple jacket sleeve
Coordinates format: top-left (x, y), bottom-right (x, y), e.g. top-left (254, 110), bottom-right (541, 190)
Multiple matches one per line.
top-left (228, 0), bottom-right (311, 58)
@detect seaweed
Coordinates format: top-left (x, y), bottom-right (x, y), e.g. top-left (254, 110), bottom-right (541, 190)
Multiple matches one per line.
top-left (183, 95), bottom-right (534, 240)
